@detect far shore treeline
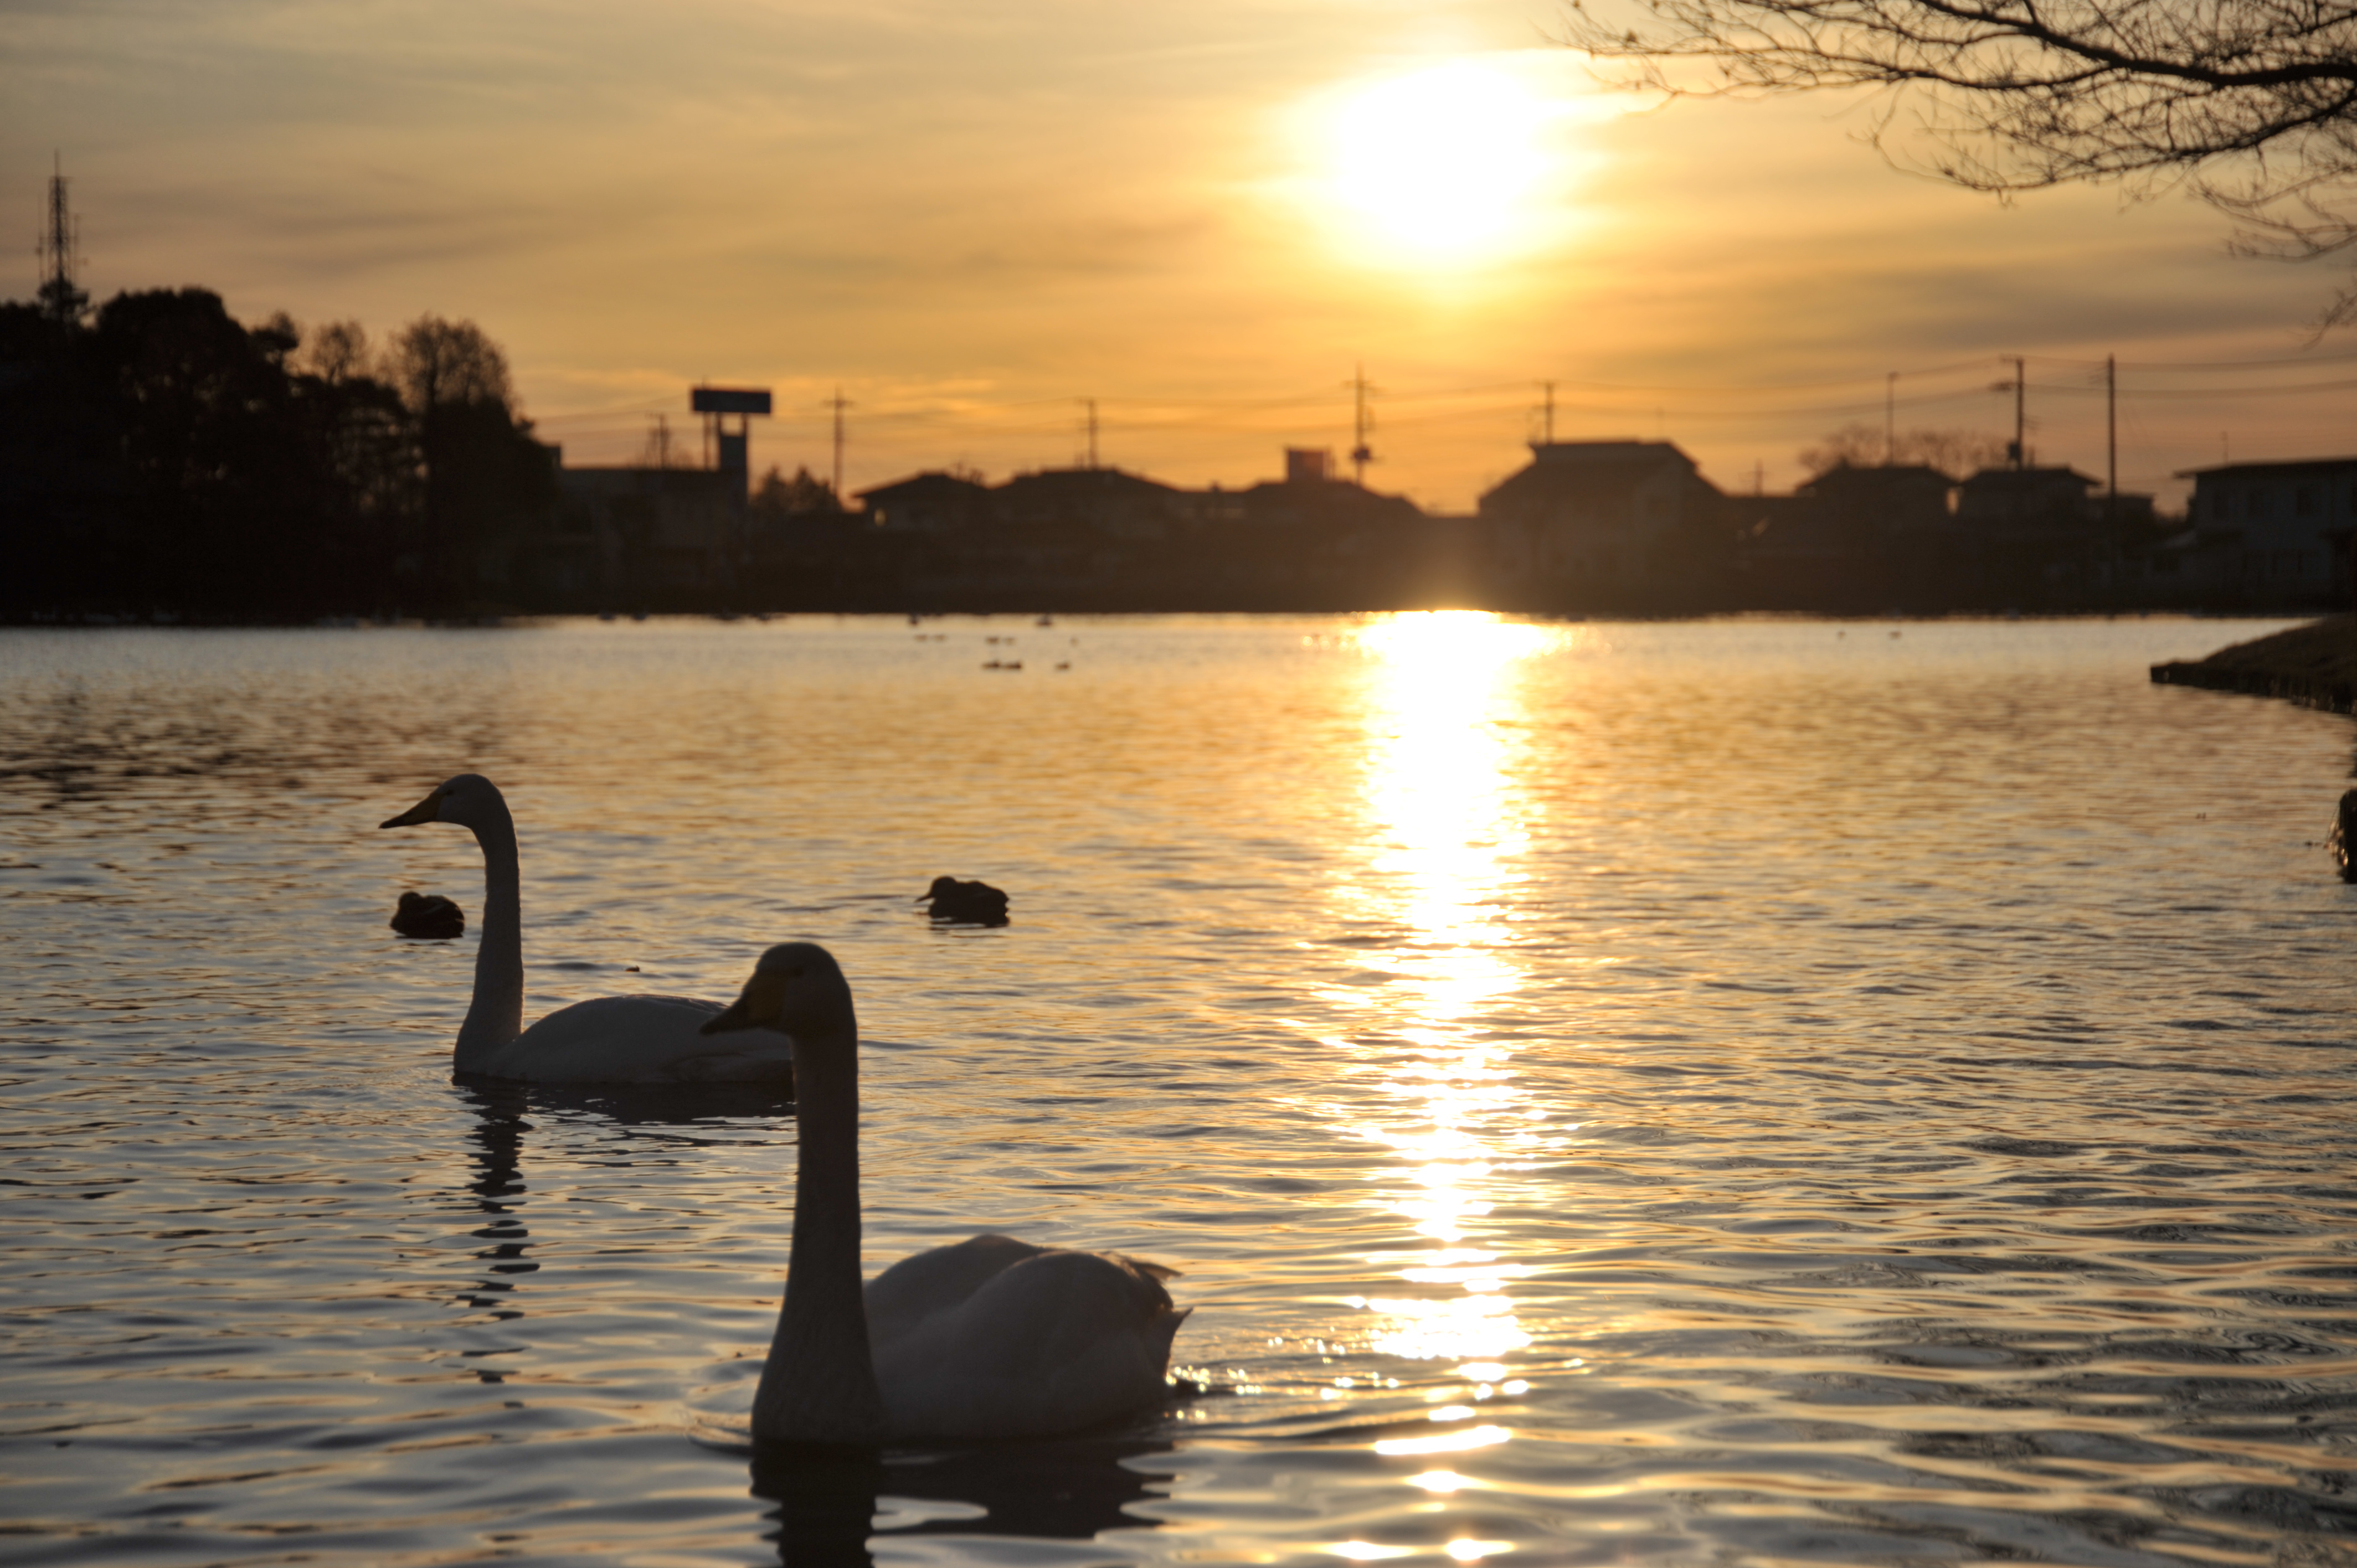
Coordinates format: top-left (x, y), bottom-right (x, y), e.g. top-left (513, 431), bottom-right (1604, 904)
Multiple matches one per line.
top-left (1, 290), bottom-right (554, 621)
top-left (6, 287), bottom-right (2349, 621)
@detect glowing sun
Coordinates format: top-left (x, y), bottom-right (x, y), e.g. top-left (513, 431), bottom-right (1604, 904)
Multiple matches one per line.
top-left (1314, 59), bottom-right (1582, 267)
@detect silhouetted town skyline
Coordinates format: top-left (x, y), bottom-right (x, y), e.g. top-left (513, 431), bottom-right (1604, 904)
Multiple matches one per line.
top-left (6, 257), bottom-right (2351, 620)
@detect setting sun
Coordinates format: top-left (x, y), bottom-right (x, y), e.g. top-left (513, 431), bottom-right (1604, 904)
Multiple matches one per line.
top-left (1315, 60), bottom-right (1580, 267)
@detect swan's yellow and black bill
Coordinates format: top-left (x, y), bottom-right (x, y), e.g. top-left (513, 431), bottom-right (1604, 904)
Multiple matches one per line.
top-left (380, 789), bottom-right (442, 830)
top-left (702, 969), bottom-right (786, 1035)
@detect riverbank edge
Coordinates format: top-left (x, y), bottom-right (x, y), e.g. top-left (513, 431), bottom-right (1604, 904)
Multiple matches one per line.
top-left (2150, 615), bottom-right (2357, 713)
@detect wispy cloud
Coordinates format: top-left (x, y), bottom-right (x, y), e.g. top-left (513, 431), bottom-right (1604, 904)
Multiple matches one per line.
top-left (4, 0), bottom-right (2338, 504)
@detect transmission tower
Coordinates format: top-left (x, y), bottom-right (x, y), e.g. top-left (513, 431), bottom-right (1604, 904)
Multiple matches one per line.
top-left (34, 154), bottom-right (88, 327)
top-left (824, 387), bottom-right (853, 501)
top-left (1346, 363), bottom-right (1378, 485)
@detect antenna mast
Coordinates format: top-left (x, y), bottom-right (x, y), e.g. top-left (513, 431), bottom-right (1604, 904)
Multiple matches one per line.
top-left (35, 153), bottom-right (88, 327)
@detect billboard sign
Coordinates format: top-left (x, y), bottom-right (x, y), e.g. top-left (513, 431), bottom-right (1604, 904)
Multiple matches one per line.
top-left (691, 387), bottom-right (773, 415)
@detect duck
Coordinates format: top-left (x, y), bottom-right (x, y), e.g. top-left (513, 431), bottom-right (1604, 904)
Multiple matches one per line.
top-left (704, 942), bottom-right (1187, 1443)
top-left (2332, 788), bottom-right (2357, 882)
top-left (390, 890), bottom-right (465, 940)
top-left (379, 774), bottom-right (794, 1086)
top-left (920, 876), bottom-right (1010, 926)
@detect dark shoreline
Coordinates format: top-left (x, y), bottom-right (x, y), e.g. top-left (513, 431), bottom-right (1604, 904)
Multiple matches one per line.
top-left (2150, 615), bottom-right (2357, 713)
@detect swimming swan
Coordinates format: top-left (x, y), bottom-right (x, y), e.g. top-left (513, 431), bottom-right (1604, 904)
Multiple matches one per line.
top-left (379, 774), bottom-right (794, 1086)
top-left (705, 942), bottom-right (1188, 1442)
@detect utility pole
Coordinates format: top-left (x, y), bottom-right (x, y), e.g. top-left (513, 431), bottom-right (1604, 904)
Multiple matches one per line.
top-left (2106, 354), bottom-right (2117, 525)
top-left (2008, 356), bottom-right (2026, 469)
top-left (824, 387), bottom-right (853, 502)
top-left (35, 153), bottom-right (88, 327)
top-left (1541, 380), bottom-right (1556, 445)
top-left (645, 414), bottom-right (674, 470)
top-left (1345, 363), bottom-right (1378, 486)
top-left (1885, 372), bottom-right (1897, 466)
top-left (1081, 398), bottom-right (1099, 470)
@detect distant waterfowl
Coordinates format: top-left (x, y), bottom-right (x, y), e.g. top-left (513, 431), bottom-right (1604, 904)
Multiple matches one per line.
top-left (378, 774), bottom-right (793, 1086)
top-left (390, 891), bottom-right (465, 940)
top-left (705, 942), bottom-right (1187, 1442)
top-left (920, 876), bottom-right (1010, 926)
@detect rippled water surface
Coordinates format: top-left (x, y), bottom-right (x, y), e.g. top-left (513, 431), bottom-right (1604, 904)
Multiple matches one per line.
top-left (6, 615), bottom-right (2357, 1567)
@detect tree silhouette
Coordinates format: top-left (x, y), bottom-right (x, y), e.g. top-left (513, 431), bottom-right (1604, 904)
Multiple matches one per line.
top-left (1799, 421), bottom-right (2009, 476)
top-left (387, 316), bottom-right (516, 414)
top-left (87, 288), bottom-right (337, 612)
top-left (303, 319), bottom-right (374, 386)
top-left (754, 465), bottom-right (845, 514)
top-left (1563, 0), bottom-right (2357, 318)
top-left (0, 289), bottom-right (555, 616)
top-left (384, 314), bottom-right (552, 604)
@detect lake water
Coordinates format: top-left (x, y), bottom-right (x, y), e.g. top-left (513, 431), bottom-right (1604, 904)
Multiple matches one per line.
top-left (4, 613), bottom-right (2356, 1568)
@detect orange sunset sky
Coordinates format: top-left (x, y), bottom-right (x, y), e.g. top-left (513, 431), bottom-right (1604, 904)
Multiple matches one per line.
top-left (8, 0), bottom-right (2352, 511)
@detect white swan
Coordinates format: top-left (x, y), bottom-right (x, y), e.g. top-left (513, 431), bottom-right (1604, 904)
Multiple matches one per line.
top-left (704, 942), bottom-right (1188, 1442)
top-left (379, 774), bottom-right (794, 1086)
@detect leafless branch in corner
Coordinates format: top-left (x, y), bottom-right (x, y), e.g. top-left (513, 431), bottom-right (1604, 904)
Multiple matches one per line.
top-left (1561, 0), bottom-right (2357, 321)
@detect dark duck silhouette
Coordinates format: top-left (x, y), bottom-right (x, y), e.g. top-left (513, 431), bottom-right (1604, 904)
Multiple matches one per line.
top-left (920, 876), bottom-right (1010, 926)
top-left (390, 891), bottom-right (466, 940)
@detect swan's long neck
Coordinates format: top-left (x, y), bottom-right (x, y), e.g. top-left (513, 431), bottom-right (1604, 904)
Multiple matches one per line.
top-left (753, 1004), bottom-right (887, 1447)
top-left (456, 798), bottom-right (525, 1066)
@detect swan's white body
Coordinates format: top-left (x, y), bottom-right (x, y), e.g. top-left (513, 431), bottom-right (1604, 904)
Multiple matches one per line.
top-left (866, 1233), bottom-right (1183, 1438)
top-left (476, 993), bottom-right (794, 1085)
top-left (380, 775), bottom-right (794, 1086)
top-left (706, 943), bottom-right (1188, 1443)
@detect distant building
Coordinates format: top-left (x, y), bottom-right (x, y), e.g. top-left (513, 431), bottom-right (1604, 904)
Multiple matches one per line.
top-left (532, 391), bottom-right (764, 602)
top-left (994, 467), bottom-right (1191, 541)
top-left (1479, 440), bottom-right (1726, 604)
top-left (1955, 465), bottom-right (2102, 531)
top-left (2175, 456), bottom-right (2357, 604)
top-left (1227, 453), bottom-right (1425, 532)
top-left (554, 464), bottom-right (740, 594)
top-left (1939, 463), bottom-right (2172, 606)
top-left (1801, 463), bottom-right (1953, 535)
top-left (858, 471), bottom-right (991, 534)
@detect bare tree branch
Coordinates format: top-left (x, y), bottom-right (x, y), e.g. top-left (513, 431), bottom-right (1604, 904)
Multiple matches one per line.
top-left (1565, 0), bottom-right (2357, 278)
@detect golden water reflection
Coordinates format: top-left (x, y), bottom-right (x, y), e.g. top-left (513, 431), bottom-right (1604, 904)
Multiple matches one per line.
top-left (1319, 613), bottom-right (1574, 1376)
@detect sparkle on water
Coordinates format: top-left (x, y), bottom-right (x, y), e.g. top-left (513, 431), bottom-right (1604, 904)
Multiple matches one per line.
top-left (4, 612), bottom-right (2356, 1566)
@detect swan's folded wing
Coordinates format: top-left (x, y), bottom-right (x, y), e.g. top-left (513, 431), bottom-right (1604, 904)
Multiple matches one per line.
top-left (865, 1234), bottom-right (1045, 1347)
top-left (872, 1245), bottom-right (1188, 1438)
top-left (480, 994), bottom-right (792, 1085)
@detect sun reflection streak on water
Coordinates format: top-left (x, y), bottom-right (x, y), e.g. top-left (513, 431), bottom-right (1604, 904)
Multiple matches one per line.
top-left (1316, 613), bottom-right (1572, 1376)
